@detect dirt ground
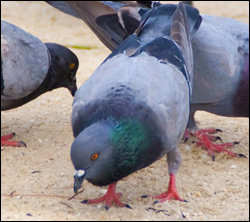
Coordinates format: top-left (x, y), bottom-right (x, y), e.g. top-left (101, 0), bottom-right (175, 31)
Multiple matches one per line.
top-left (1, 1), bottom-right (249, 221)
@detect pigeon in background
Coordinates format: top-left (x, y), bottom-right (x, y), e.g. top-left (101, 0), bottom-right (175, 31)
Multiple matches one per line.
top-left (1, 20), bottom-right (79, 147)
top-left (46, 1), bottom-right (193, 50)
top-left (46, 1), bottom-right (248, 159)
top-left (71, 3), bottom-right (201, 209)
top-left (185, 15), bottom-right (248, 159)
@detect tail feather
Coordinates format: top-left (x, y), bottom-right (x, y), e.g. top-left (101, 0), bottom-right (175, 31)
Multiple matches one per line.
top-left (171, 2), bottom-right (193, 83)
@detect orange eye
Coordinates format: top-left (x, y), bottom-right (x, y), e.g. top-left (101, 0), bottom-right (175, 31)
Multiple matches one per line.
top-left (91, 153), bottom-right (99, 160)
top-left (69, 63), bottom-right (75, 70)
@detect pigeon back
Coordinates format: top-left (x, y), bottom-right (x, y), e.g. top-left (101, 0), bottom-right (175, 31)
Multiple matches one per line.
top-left (1, 20), bottom-right (50, 101)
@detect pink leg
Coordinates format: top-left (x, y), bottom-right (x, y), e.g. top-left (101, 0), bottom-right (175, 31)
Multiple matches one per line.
top-left (152, 173), bottom-right (186, 203)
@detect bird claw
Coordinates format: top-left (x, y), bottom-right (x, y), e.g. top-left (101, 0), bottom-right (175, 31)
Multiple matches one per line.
top-left (211, 155), bottom-right (216, 161)
top-left (141, 195), bottom-right (149, 198)
top-left (104, 203), bottom-right (131, 210)
top-left (125, 204), bottom-right (132, 209)
top-left (81, 199), bottom-right (89, 204)
top-left (19, 141), bottom-right (27, 147)
top-left (153, 200), bottom-right (159, 205)
top-left (215, 136), bottom-right (222, 142)
top-left (216, 128), bottom-right (223, 133)
top-left (238, 153), bottom-right (247, 158)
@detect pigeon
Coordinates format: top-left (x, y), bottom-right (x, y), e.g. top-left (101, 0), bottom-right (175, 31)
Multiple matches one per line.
top-left (71, 3), bottom-right (201, 209)
top-left (47, 1), bottom-right (248, 159)
top-left (46, 1), bottom-right (194, 50)
top-left (1, 20), bottom-right (79, 147)
top-left (184, 15), bottom-right (249, 159)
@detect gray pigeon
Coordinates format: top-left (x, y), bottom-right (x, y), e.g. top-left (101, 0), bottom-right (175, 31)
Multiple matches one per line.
top-left (47, 1), bottom-right (249, 159)
top-left (46, 1), bottom-right (192, 49)
top-left (71, 3), bottom-right (201, 209)
top-left (185, 15), bottom-right (248, 159)
top-left (1, 20), bottom-right (79, 147)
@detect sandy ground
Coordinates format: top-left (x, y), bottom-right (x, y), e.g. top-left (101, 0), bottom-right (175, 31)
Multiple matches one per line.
top-left (1, 1), bottom-right (249, 221)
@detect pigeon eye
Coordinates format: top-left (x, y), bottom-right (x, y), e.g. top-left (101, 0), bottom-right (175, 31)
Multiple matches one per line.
top-left (91, 153), bottom-right (99, 160)
top-left (69, 63), bottom-right (75, 70)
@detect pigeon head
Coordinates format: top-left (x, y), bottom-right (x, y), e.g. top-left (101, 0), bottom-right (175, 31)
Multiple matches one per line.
top-left (45, 43), bottom-right (79, 96)
top-left (71, 122), bottom-right (114, 193)
top-left (71, 118), bottom-right (163, 193)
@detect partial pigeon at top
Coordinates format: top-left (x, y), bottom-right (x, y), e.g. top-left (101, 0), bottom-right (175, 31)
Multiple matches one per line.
top-left (46, 1), bottom-right (152, 50)
top-left (1, 20), bottom-right (79, 147)
top-left (71, 3), bottom-right (201, 209)
top-left (47, 1), bottom-right (249, 159)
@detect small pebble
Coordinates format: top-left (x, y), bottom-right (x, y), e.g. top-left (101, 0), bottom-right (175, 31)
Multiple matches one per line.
top-left (231, 164), bottom-right (237, 169)
top-left (195, 191), bottom-right (202, 198)
top-left (185, 145), bottom-right (191, 151)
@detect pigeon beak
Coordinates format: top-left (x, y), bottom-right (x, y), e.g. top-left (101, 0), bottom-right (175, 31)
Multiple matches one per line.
top-left (73, 169), bottom-right (85, 193)
top-left (69, 83), bottom-right (77, 97)
top-left (68, 76), bottom-right (77, 97)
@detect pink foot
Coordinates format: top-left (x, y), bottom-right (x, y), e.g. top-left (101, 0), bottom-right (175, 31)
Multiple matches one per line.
top-left (184, 128), bottom-right (222, 143)
top-left (81, 183), bottom-right (131, 210)
top-left (192, 129), bottom-right (246, 160)
top-left (151, 174), bottom-right (186, 203)
top-left (1, 132), bottom-right (26, 147)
